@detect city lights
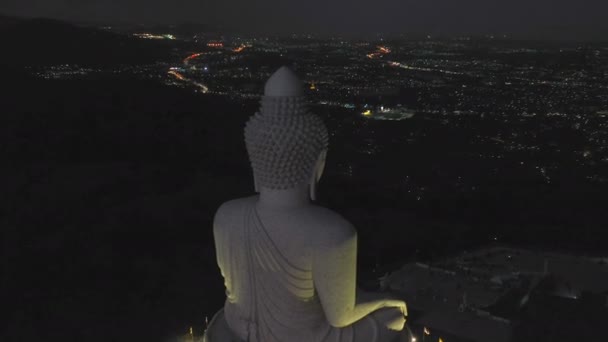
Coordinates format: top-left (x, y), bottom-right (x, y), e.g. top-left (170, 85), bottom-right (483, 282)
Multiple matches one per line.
top-left (6, 8), bottom-right (608, 342)
top-left (132, 33), bottom-right (176, 40)
top-left (207, 41), bottom-right (224, 48)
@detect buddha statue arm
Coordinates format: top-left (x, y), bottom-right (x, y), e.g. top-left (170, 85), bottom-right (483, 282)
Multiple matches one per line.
top-left (212, 206), bottom-right (234, 301)
top-left (313, 225), bottom-right (405, 328)
top-left (213, 225), bottom-right (226, 281)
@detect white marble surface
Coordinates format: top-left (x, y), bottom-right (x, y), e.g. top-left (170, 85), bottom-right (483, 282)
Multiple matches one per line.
top-left (207, 67), bottom-right (408, 342)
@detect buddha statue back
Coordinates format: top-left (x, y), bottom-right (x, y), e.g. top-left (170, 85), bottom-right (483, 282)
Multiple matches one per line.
top-left (206, 67), bottom-right (408, 342)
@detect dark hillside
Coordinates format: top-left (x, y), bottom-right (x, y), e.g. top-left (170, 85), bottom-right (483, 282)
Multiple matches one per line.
top-left (0, 16), bottom-right (179, 67)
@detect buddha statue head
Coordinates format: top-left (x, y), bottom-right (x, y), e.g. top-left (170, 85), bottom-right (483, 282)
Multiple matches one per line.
top-left (244, 66), bottom-right (329, 200)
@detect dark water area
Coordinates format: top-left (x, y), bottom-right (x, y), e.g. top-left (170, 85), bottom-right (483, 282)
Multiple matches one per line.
top-left (3, 75), bottom-right (606, 341)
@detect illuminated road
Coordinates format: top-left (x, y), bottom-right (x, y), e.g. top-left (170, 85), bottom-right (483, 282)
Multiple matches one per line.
top-left (387, 61), bottom-right (463, 75)
top-left (367, 45), bottom-right (392, 59)
top-left (168, 70), bottom-right (209, 93)
top-left (367, 45), bottom-right (462, 75)
top-left (183, 44), bottom-right (247, 66)
top-left (169, 44), bottom-right (250, 93)
top-left (168, 70), bottom-right (186, 81)
top-left (166, 51), bottom-right (213, 93)
top-left (183, 52), bottom-right (206, 66)
top-left (232, 45), bottom-right (248, 53)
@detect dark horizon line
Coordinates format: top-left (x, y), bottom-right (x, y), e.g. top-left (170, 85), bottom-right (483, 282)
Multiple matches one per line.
top-left (3, 11), bottom-right (608, 44)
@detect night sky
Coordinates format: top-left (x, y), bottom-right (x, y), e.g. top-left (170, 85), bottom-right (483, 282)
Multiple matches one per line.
top-left (1, 0), bottom-right (607, 38)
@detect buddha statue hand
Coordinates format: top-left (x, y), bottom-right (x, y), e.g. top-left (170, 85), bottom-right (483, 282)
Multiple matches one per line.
top-left (380, 299), bottom-right (407, 331)
top-left (382, 299), bottom-right (407, 318)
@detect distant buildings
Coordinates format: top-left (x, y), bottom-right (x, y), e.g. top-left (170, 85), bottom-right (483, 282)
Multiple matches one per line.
top-left (132, 33), bottom-right (176, 40)
top-left (206, 41), bottom-right (224, 48)
top-left (30, 35), bottom-right (608, 213)
top-left (360, 106), bottom-right (416, 121)
top-left (385, 246), bottom-right (608, 342)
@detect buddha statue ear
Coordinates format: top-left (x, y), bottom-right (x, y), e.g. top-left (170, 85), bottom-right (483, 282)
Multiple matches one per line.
top-left (309, 173), bottom-right (317, 201)
top-left (309, 150), bottom-right (327, 201)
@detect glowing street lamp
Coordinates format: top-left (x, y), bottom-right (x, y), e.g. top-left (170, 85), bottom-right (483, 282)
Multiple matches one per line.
top-left (423, 326), bottom-right (430, 342)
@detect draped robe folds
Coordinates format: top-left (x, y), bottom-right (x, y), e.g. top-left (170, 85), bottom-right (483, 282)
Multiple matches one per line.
top-left (214, 200), bottom-right (382, 342)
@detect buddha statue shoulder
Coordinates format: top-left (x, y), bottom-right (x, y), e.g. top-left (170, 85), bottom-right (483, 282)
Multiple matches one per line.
top-left (207, 67), bottom-right (408, 342)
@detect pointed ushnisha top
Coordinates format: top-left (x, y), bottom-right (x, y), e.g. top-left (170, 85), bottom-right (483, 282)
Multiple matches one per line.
top-left (264, 66), bottom-right (305, 97)
top-left (244, 67), bottom-right (328, 190)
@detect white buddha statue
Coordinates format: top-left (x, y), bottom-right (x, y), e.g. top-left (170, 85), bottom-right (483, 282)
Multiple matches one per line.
top-left (205, 67), bottom-right (407, 342)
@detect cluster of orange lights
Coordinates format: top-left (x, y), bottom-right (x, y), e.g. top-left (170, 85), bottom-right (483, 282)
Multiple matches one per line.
top-left (232, 45), bottom-right (248, 53)
top-left (133, 33), bottom-right (176, 40)
top-left (367, 45), bottom-right (392, 59)
top-left (378, 46), bottom-right (391, 54)
top-left (184, 52), bottom-right (205, 64)
top-left (168, 70), bottom-right (186, 81)
top-left (207, 41), bottom-right (224, 48)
